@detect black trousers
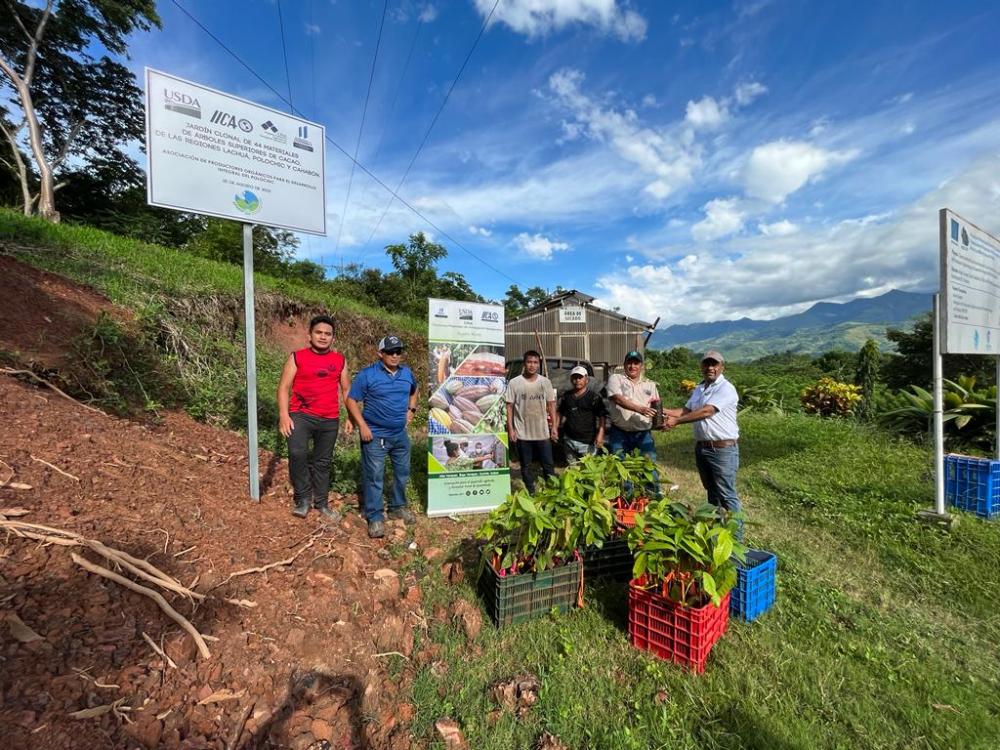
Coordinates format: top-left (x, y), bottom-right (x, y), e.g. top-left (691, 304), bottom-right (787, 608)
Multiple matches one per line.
top-left (515, 439), bottom-right (555, 494)
top-left (287, 413), bottom-right (340, 506)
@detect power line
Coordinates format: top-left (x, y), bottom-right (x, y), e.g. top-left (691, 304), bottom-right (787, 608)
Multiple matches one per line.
top-left (167, 0), bottom-right (523, 286)
top-left (370, 13), bottom-right (423, 168)
top-left (276, 0), bottom-right (293, 107)
top-left (334, 0), bottom-right (390, 259)
top-left (357, 0), bottom-right (502, 262)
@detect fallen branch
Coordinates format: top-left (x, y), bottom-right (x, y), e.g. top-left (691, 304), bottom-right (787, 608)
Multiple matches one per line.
top-left (0, 459), bottom-right (13, 487)
top-left (141, 631), bottom-right (177, 669)
top-left (30, 454), bottom-right (79, 482)
top-left (373, 651), bottom-right (410, 659)
top-left (215, 537), bottom-right (319, 588)
top-left (71, 552), bottom-right (211, 660)
top-left (0, 367), bottom-right (104, 415)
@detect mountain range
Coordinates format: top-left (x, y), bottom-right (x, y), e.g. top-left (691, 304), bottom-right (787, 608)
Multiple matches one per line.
top-left (648, 289), bottom-right (931, 360)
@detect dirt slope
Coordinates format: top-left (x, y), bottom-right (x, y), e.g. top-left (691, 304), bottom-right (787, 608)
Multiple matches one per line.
top-left (0, 374), bottom-right (444, 749)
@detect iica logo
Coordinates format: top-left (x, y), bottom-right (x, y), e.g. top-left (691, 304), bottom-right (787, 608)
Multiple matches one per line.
top-left (233, 191), bottom-right (261, 215)
top-left (211, 110), bottom-right (253, 132)
top-left (163, 89), bottom-right (201, 118)
top-left (481, 311), bottom-right (499, 323)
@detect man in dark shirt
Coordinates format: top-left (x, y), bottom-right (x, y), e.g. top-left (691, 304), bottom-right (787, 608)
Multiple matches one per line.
top-left (557, 366), bottom-right (607, 461)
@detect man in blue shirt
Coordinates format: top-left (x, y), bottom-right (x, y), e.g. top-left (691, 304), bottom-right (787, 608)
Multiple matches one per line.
top-left (346, 335), bottom-right (419, 538)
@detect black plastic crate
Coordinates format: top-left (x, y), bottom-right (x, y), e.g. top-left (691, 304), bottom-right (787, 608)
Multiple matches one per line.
top-left (582, 537), bottom-right (633, 582)
top-left (478, 559), bottom-right (582, 627)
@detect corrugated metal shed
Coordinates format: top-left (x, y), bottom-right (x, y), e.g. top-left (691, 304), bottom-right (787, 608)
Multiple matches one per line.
top-left (505, 290), bottom-right (657, 367)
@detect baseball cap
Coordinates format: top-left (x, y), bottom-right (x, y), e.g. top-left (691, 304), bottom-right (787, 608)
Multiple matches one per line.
top-left (569, 365), bottom-right (589, 378)
top-left (624, 350), bottom-right (644, 363)
top-left (378, 335), bottom-right (405, 352)
top-left (701, 350), bottom-right (725, 364)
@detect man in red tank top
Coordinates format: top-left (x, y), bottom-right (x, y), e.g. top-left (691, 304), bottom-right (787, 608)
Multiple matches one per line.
top-left (277, 315), bottom-right (354, 519)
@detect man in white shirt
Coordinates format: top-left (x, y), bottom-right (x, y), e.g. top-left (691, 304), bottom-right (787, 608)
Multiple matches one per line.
top-left (664, 350), bottom-right (743, 538)
top-left (506, 350), bottom-right (557, 493)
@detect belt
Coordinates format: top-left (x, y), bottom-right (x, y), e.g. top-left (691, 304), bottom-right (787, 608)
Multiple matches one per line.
top-left (696, 439), bottom-right (737, 448)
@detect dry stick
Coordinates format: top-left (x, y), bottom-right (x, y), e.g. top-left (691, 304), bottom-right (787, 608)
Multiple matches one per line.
top-left (141, 631), bottom-right (177, 669)
top-left (0, 367), bottom-right (104, 414)
top-left (29, 454), bottom-right (80, 482)
top-left (215, 537), bottom-right (318, 588)
top-left (226, 700), bottom-right (255, 750)
top-left (70, 552), bottom-right (211, 659)
top-left (0, 458), bottom-right (14, 487)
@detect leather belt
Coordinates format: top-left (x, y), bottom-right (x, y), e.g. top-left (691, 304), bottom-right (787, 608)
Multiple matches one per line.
top-left (696, 439), bottom-right (737, 448)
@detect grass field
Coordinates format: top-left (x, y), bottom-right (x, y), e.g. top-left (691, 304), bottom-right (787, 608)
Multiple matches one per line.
top-left (410, 413), bottom-right (1000, 749)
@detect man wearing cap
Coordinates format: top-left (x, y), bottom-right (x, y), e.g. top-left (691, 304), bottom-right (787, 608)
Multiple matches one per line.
top-left (664, 351), bottom-right (743, 537)
top-left (558, 366), bottom-right (606, 461)
top-left (606, 350), bottom-right (661, 467)
top-left (346, 335), bottom-right (419, 539)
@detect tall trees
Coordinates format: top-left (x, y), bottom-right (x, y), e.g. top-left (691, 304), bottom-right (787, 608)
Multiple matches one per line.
top-left (0, 1), bottom-right (159, 220)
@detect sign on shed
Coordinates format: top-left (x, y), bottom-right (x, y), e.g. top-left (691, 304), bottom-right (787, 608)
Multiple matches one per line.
top-left (145, 68), bottom-right (326, 235)
top-left (939, 208), bottom-right (1000, 354)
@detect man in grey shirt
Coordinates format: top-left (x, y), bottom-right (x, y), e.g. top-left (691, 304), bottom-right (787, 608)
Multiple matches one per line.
top-left (665, 350), bottom-right (742, 538)
top-left (506, 350), bottom-right (557, 493)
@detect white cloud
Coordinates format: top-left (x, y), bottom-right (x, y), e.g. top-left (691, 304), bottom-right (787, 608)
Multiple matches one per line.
top-left (744, 139), bottom-right (858, 203)
top-left (476, 0), bottom-right (647, 42)
top-left (468, 225), bottom-right (492, 237)
top-left (734, 81), bottom-right (768, 106)
top-left (549, 68), bottom-right (702, 200)
top-left (901, 121), bottom-right (916, 135)
top-left (641, 94), bottom-right (660, 108)
top-left (625, 254), bottom-right (634, 262)
top-left (514, 232), bottom-right (569, 260)
top-left (419, 3), bottom-right (438, 22)
top-left (305, 23), bottom-right (322, 35)
top-left (757, 219), bottom-right (799, 236)
top-left (685, 96), bottom-right (727, 129)
top-left (692, 198), bottom-right (745, 242)
top-left (592, 154), bottom-right (1000, 325)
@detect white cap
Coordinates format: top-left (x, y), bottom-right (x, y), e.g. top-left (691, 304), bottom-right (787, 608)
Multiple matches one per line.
top-left (570, 366), bottom-right (589, 377)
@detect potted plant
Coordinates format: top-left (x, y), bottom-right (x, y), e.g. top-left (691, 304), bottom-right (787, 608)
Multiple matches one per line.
top-left (611, 450), bottom-right (659, 528)
top-left (569, 452), bottom-right (640, 581)
top-left (475, 464), bottom-right (616, 626)
top-left (625, 499), bottom-right (746, 672)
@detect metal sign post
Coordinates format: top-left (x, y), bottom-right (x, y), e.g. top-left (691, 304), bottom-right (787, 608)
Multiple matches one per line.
top-left (932, 294), bottom-right (945, 516)
top-left (243, 223), bottom-right (260, 501)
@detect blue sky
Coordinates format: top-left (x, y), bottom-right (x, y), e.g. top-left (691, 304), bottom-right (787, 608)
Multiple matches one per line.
top-left (129, 0), bottom-right (1000, 325)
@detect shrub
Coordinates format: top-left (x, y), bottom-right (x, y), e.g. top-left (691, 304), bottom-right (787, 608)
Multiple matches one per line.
top-left (680, 379), bottom-right (697, 394)
top-left (801, 377), bottom-right (861, 417)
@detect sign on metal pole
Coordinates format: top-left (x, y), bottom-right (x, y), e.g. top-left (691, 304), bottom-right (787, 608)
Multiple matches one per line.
top-left (939, 208), bottom-right (1000, 355)
top-left (145, 69), bottom-right (327, 500)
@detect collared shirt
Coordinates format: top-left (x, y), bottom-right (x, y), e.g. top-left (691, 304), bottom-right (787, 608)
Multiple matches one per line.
top-left (348, 362), bottom-right (417, 437)
top-left (685, 373), bottom-right (739, 441)
top-left (606, 373), bottom-right (660, 431)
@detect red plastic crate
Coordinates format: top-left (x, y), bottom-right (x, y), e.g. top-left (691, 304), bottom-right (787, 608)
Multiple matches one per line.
top-left (627, 577), bottom-right (730, 673)
top-left (614, 496), bottom-right (649, 529)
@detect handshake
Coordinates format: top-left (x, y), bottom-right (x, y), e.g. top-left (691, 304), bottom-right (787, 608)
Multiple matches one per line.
top-left (642, 400), bottom-right (680, 430)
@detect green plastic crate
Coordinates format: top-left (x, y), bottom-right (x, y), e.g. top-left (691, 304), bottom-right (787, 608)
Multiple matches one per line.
top-left (478, 560), bottom-right (582, 626)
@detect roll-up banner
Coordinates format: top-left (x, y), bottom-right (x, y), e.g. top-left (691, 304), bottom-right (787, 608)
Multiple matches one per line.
top-left (426, 298), bottom-right (510, 517)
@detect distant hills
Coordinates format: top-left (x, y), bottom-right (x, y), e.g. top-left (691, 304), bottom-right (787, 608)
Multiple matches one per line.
top-left (648, 289), bottom-right (931, 360)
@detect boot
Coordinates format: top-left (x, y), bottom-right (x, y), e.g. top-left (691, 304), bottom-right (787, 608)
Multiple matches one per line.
top-left (292, 499), bottom-right (310, 518)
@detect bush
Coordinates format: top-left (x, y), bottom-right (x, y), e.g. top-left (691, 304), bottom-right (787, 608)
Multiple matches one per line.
top-left (800, 377), bottom-right (861, 417)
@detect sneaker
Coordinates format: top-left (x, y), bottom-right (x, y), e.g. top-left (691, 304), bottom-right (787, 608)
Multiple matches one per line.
top-left (368, 519), bottom-right (385, 539)
top-left (387, 507), bottom-right (417, 524)
top-left (292, 501), bottom-right (310, 518)
top-left (315, 504), bottom-right (342, 523)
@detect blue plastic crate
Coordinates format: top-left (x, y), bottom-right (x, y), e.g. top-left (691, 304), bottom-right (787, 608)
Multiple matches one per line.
top-left (945, 454), bottom-right (1000, 519)
top-left (730, 549), bottom-right (776, 622)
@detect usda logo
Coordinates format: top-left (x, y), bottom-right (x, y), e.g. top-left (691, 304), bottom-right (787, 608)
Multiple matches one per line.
top-left (233, 190), bottom-right (261, 215)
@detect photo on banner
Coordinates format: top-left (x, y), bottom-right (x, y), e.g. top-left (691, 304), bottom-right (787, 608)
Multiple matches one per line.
top-left (426, 299), bottom-right (509, 517)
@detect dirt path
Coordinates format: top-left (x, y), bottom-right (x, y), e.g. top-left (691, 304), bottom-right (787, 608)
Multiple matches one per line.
top-left (0, 375), bottom-right (455, 749)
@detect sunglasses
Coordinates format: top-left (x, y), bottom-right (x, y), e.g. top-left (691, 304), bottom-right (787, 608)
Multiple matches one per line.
top-left (383, 349), bottom-right (404, 355)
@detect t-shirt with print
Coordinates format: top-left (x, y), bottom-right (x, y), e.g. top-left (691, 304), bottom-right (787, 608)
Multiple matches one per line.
top-left (606, 373), bottom-right (660, 432)
top-left (558, 389), bottom-right (606, 443)
top-left (505, 374), bottom-right (556, 441)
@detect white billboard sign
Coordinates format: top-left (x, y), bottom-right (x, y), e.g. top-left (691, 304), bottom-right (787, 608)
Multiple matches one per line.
top-left (558, 306), bottom-right (586, 324)
top-left (940, 208), bottom-right (1000, 354)
top-left (145, 68), bottom-right (326, 235)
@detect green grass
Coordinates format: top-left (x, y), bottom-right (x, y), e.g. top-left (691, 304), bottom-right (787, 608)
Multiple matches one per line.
top-left (0, 209), bottom-right (421, 335)
top-left (411, 413), bottom-right (1000, 749)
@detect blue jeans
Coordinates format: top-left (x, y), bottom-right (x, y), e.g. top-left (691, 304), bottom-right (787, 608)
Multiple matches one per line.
top-left (607, 425), bottom-right (659, 496)
top-left (695, 444), bottom-right (743, 539)
top-left (360, 431), bottom-right (410, 522)
top-left (515, 439), bottom-right (555, 494)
